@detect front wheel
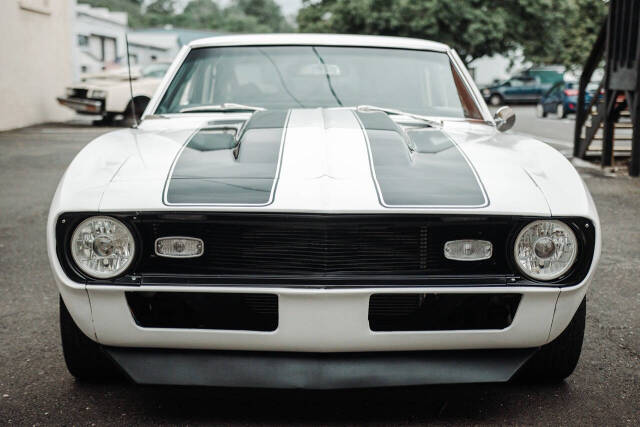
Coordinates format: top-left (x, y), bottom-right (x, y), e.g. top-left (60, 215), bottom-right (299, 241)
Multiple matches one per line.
top-left (60, 296), bottom-right (120, 381)
top-left (536, 104), bottom-right (547, 118)
top-left (516, 298), bottom-right (586, 383)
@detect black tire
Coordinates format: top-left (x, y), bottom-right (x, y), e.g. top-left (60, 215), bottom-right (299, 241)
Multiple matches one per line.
top-left (516, 298), bottom-right (586, 383)
top-left (489, 94), bottom-right (504, 106)
top-left (60, 296), bottom-right (120, 381)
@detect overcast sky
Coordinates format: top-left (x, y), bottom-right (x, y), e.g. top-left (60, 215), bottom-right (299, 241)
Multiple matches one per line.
top-left (276, 0), bottom-right (303, 16)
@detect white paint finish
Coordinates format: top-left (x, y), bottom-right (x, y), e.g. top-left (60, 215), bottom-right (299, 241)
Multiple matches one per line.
top-left (48, 114), bottom-right (599, 219)
top-left (273, 109), bottom-right (381, 211)
top-left (189, 33), bottom-right (449, 52)
top-left (548, 198), bottom-right (601, 341)
top-left (59, 286), bottom-right (95, 340)
top-left (86, 285), bottom-right (558, 352)
top-left (445, 120), bottom-right (596, 217)
top-left (47, 36), bottom-right (602, 355)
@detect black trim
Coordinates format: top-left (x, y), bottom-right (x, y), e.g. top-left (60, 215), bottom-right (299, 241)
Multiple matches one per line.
top-left (105, 347), bottom-right (537, 389)
top-left (165, 110), bottom-right (289, 205)
top-left (55, 212), bottom-right (596, 287)
top-left (355, 110), bottom-right (488, 208)
top-left (368, 293), bottom-right (521, 331)
top-left (126, 292), bottom-right (278, 331)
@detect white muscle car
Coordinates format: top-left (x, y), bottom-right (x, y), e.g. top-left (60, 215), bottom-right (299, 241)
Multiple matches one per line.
top-left (57, 63), bottom-right (170, 123)
top-left (48, 34), bottom-right (600, 389)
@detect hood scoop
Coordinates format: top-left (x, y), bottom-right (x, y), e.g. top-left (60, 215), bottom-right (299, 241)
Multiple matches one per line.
top-left (165, 110), bottom-right (289, 205)
top-left (356, 110), bottom-right (488, 208)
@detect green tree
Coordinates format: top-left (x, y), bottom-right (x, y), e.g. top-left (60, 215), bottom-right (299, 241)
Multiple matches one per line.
top-left (143, 0), bottom-right (179, 27)
top-left (80, 0), bottom-right (292, 33)
top-left (224, 0), bottom-right (293, 32)
top-left (174, 0), bottom-right (224, 30)
top-left (297, 0), bottom-right (515, 64)
top-left (297, 0), bottom-right (609, 68)
top-left (548, 0), bottom-right (608, 69)
top-left (78, 0), bottom-right (145, 28)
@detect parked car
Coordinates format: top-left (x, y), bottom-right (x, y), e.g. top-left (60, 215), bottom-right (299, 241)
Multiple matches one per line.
top-left (57, 62), bottom-right (170, 123)
top-left (537, 81), bottom-right (600, 118)
top-left (49, 34), bottom-right (600, 389)
top-left (482, 68), bottom-right (564, 106)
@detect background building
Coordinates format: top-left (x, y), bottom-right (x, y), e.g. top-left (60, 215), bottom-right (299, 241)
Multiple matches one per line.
top-left (73, 3), bottom-right (128, 78)
top-left (128, 27), bottom-right (223, 65)
top-left (0, 0), bottom-right (74, 131)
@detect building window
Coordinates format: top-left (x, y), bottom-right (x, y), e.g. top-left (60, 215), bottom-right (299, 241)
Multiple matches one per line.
top-left (78, 35), bottom-right (89, 47)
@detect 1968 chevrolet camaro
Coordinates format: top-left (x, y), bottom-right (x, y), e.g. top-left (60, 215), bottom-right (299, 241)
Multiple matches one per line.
top-left (48, 34), bottom-right (600, 389)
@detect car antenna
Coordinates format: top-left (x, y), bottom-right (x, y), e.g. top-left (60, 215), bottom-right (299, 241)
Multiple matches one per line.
top-left (125, 33), bottom-right (138, 128)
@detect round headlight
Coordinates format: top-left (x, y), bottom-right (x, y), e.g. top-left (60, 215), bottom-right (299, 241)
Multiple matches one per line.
top-left (514, 220), bottom-right (578, 281)
top-left (70, 216), bottom-right (135, 279)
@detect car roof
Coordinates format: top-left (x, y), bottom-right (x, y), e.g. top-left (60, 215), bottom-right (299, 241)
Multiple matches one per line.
top-left (188, 33), bottom-right (450, 52)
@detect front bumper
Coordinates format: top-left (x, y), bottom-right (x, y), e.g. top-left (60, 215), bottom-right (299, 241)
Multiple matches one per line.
top-left (106, 346), bottom-right (537, 389)
top-left (56, 97), bottom-right (103, 114)
top-left (56, 281), bottom-right (585, 352)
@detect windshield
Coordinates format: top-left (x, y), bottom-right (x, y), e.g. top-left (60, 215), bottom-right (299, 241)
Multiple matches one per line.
top-left (155, 46), bottom-right (483, 119)
top-left (142, 63), bottom-right (170, 78)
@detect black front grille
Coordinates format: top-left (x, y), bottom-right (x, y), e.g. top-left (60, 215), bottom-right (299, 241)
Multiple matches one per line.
top-left (138, 214), bottom-right (512, 277)
top-left (369, 293), bottom-right (521, 331)
top-left (126, 292), bottom-right (278, 331)
top-left (70, 88), bottom-right (88, 98)
top-left (55, 213), bottom-right (596, 286)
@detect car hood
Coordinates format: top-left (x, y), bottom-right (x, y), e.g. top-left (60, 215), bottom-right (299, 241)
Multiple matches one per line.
top-left (69, 77), bottom-right (158, 90)
top-left (52, 109), bottom-right (593, 218)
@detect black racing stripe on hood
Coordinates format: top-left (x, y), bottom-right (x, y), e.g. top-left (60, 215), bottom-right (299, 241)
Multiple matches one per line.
top-left (356, 111), bottom-right (488, 208)
top-left (165, 110), bottom-right (290, 205)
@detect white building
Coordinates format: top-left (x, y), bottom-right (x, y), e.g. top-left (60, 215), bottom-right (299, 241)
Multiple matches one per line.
top-left (73, 3), bottom-right (128, 78)
top-left (72, 3), bottom-right (174, 80)
top-left (128, 27), bottom-right (223, 64)
top-left (0, 0), bottom-right (74, 130)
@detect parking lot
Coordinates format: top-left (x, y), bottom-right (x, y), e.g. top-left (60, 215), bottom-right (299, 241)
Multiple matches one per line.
top-left (0, 107), bottom-right (638, 425)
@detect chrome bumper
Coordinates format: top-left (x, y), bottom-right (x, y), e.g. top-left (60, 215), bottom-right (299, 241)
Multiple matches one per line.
top-left (56, 97), bottom-right (103, 114)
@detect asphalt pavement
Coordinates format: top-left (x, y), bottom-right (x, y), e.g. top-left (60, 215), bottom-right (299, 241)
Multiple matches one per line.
top-left (0, 111), bottom-right (638, 425)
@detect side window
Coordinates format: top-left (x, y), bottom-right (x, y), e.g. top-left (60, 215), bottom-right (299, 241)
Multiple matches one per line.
top-left (509, 79), bottom-right (524, 87)
top-left (450, 63), bottom-right (483, 120)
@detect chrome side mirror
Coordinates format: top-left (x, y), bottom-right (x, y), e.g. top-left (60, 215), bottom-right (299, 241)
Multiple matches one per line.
top-left (494, 106), bottom-right (516, 132)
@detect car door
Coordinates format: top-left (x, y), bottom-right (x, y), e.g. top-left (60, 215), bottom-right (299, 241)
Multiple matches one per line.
top-left (521, 76), bottom-right (543, 101)
top-left (501, 78), bottom-right (525, 102)
top-left (542, 82), bottom-right (563, 114)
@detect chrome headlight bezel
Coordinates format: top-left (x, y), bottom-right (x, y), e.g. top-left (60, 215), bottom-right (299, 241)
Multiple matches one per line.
top-left (69, 215), bottom-right (136, 279)
top-left (513, 220), bottom-right (579, 282)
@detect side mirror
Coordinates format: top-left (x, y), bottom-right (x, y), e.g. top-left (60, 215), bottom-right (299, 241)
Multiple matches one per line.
top-left (494, 106), bottom-right (516, 132)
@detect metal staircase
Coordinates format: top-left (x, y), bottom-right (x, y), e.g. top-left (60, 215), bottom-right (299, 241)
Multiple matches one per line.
top-left (573, 0), bottom-right (640, 176)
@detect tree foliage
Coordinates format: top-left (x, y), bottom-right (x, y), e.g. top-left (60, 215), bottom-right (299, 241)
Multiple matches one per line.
top-left (297, 0), bottom-right (609, 68)
top-left (79, 0), bottom-right (291, 32)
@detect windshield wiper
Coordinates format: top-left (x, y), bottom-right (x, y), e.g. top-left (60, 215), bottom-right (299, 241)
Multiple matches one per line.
top-left (179, 103), bottom-right (265, 113)
top-left (356, 105), bottom-right (442, 128)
